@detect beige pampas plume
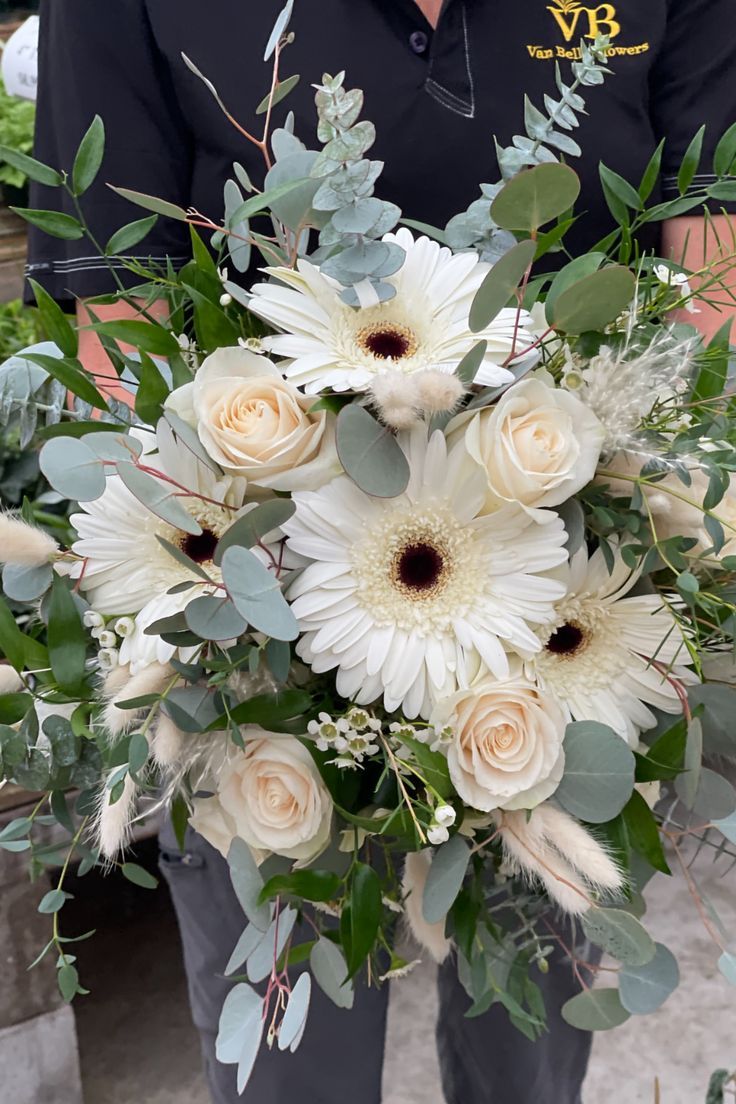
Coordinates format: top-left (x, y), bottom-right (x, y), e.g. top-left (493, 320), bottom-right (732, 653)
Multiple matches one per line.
top-left (0, 513), bottom-right (58, 567)
top-left (97, 772), bottom-right (138, 860)
top-left (402, 850), bottom-right (452, 963)
top-left (102, 662), bottom-right (174, 740)
top-left (0, 665), bottom-right (23, 694)
top-left (151, 715), bottom-right (185, 769)
top-left (413, 369), bottom-right (466, 414)
top-left (497, 806), bottom-right (624, 916)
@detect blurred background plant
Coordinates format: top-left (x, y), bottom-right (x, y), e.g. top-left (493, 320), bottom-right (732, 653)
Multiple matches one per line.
top-left (0, 71), bottom-right (34, 201)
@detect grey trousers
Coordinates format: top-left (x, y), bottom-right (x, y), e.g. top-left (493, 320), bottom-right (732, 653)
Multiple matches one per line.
top-left (159, 821), bottom-right (594, 1104)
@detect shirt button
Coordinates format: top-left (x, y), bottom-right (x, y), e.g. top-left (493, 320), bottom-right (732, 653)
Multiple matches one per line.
top-left (409, 30), bottom-right (429, 55)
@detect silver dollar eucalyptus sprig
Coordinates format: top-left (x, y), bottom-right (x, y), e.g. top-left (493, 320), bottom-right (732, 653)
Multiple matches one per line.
top-left (445, 36), bottom-right (612, 260)
top-left (310, 72), bottom-right (403, 306)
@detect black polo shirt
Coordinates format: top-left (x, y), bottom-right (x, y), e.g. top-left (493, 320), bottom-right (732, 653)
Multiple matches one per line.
top-left (27, 0), bottom-right (736, 305)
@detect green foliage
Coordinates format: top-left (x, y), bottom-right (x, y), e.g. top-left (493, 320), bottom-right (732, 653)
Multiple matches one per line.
top-left (335, 404), bottom-right (410, 498)
top-left (0, 76), bottom-right (36, 189)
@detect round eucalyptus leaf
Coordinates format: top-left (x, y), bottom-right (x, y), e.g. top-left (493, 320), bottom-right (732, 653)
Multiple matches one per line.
top-left (685, 767), bottom-right (736, 821)
top-left (216, 982), bottom-right (264, 1067)
top-left (549, 266), bottom-right (636, 334)
top-left (555, 720), bottom-right (636, 823)
top-left (185, 595), bottom-right (248, 641)
top-left (85, 430), bottom-right (143, 463)
top-left (116, 461), bottom-right (201, 536)
top-left (2, 562), bottom-right (53, 603)
top-left (468, 239), bottom-right (537, 333)
top-left (714, 811), bottom-right (736, 844)
top-left (561, 988), bottom-right (630, 1031)
top-left (718, 951), bottom-right (736, 986)
top-left (619, 943), bottom-right (679, 1014)
top-left (265, 149), bottom-right (324, 232)
top-left (215, 500), bottom-right (296, 565)
top-left (582, 908), bottom-right (656, 966)
top-left (222, 546), bottom-right (299, 641)
top-left (227, 838), bottom-right (270, 932)
top-left (39, 437), bottom-right (106, 501)
top-left (336, 405), bottom-right (410, 498)
top-left (491, 162), bottom-right (581, 233)
top-left (310, 937), bottom-right (355, 1010)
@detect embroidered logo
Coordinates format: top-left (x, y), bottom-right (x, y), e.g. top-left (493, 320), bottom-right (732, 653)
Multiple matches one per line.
top-left (526, 0), bottom-right (649, 61)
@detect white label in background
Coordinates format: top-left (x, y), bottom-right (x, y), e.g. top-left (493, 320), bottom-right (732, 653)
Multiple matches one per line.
top-left (1, 16), bottom-right (40, 102)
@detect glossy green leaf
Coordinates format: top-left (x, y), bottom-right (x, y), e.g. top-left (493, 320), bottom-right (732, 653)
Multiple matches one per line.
top-left (469, 239), bottom-right (536, 332)
top-left (134, 352), bottom-right (169, 425)
top-left (344, 863), bottom-right (382, 976)
top-left (0, 145), bottom-right (62, 187)
top-left (226, 690), bottom-right (311, 730)
top-left (72, 115), bottom-right (105, 195)
top-left (25, 352), bottom-right (110, 412)
top-left (336, 405), bottom-right (410, 498)
top-left (105, 214), bottom-right (159, 255)
top-left (90, 319), bottom-right (181, 357)
top-left (677, 125), bottom-right (705, 196)
top-left (555, 721), bottom-right (636, 823)
top-left (714, 121), bottom-right (736, 176)
top-left (28, 279), bottom-right (77, 357)
top-left (491, 163), bottom-right (581, 232)
top-left (620, 792), bottom-right (669, 874)
top-left (47, 575), bottom-right (86, 694)
top-left (599, 163), bottom-right (642, 210)
top-left (10, 207), bottom-right (84, 240)
top-left (260, 869), bottom-right (342, 903)
top-left (108, 186), bottom-right (188, 221)
top-left (121, 862), bottom-right (159, 890)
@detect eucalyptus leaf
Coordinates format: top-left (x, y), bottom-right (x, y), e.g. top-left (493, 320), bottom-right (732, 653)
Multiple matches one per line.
top-left (228, 838), bottom-right (271, 931)
top-left (336, 405), bottom-right (410, 498)
top-left (247, 906), bottom-right (297, 983)
top-left (108, 186), bottom-right (188, 221)
top-left (469, 240), bottom-right (536, 333)
top-left (491, 163), bottom-right (580, 232)
top-left (718, 951), bottom-right (736, 986)
top-left (221, 546), bottom-right (299, 642)
top-left (116, 462), bottom-right (202, 536)
top-left (184, 595), bottom-right (248, 641)
top-left (215, 982), bottom-right (264, 1096)
top-left (555, 721), bottom-right (636, 823)
top-left (309, 937), bottom-right (354, 1009)
top-left (264, 0), bottom-right (294, 60)
top-left (582, 908), bottom-right (656, 966)
top-left (561, 988), bottom-right (630, 1031)
top-left (2, 563), bottom-right (53, 603)
top-left (549, 266), bottom-right (636, 334)
top-left (39, 437), bottom-right (106, 501)
top-left (278, 972), bottom-right (311, 1052)
top-left (673, 716), bottom-right (703, 809)
top-left (619, 943), bottom-right (679, 1014)
top-left (225, 924), bottom-right (265, 977)
top-left (215, 501), bottom-right (295, 565)
top-left (422, 835), bottom-right (470, 925)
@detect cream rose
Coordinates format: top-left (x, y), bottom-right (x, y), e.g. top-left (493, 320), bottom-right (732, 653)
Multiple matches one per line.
top-left (448, 377), bottom-right (604, 515)
top-left (166, 346), bottom-right (339, 491)
top-left (190, 728), bottom-right (333, 863)
top-left (431, 674), bottom-right (566, 812)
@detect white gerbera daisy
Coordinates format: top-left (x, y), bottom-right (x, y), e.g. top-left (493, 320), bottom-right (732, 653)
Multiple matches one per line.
top-left (70, 424), bottom-right (245, 616)
top-left (70, 425), bottom-right (294, 673)
top-left (248, 228), bottom-right (535, 395)
top-left (282, 429), bottom-right (569, 720)
top-left (530, 543), bottom-right (693, 744)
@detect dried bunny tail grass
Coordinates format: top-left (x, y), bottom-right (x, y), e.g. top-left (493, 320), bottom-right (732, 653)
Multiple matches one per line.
top-left (100, 663), bottom-right (131, 700)
top-left (0, 665), bottom-right (23, 694)
top-left (531, 804), bottom-right (623, 894)
top-left (0, 513), bottom-right (58, 567)
top-left (496, 810), bottom-right (593, 916)
top-left (412, 369), bottom-right (466, 414)
top-left (402, 850), bottom-right (452, 963)
top-left (102, 662), bottom-right (174, 740)
top-left (151, 715), bottom-right (185, 769)
top-left (97, 772), bottom-right (137, 860)
top-left (368, 373), bottom-right (421, 430)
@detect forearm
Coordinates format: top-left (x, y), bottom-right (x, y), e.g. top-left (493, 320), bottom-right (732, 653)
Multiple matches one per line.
top-left (662, 215), bottom-right (736, 341)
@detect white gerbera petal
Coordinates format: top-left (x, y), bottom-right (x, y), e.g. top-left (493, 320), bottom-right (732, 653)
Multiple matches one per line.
top-left (284, 428), bottom-right (569, 719)
top-left (249, 231), bottom-right (535, 395)
top-left (531, 543), bottom-right (693, 744)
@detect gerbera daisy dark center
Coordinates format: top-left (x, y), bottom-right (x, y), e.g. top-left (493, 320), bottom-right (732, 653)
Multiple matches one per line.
top-left (357, 323), bottom-right (417, 361)
top-left (180, 528), bottom-right (219, 565)
top-left (395, 542), bottom-right (445, 593)
top-left (546, 621), bottom-right (586, 657)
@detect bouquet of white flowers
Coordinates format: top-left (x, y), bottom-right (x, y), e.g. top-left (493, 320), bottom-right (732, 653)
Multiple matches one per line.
top-left (2, 6), bottom-right (736, 1089)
